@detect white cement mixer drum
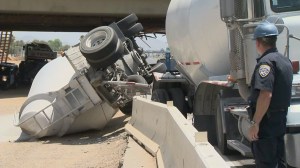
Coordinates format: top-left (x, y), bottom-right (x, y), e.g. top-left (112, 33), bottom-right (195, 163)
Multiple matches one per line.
top-left (166, 0), bottom-right (230, 85)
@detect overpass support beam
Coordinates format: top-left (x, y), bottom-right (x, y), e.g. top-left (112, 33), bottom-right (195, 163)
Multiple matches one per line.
top-left (0, 0), bottom-right (169, 32)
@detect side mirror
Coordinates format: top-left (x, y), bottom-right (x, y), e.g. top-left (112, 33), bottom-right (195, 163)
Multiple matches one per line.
top-left (220, 0), bottom-right (265, 22)
top-left (220, 0), bottom-right (235, 20)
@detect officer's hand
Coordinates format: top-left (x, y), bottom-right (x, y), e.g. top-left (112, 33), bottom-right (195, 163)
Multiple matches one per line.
top-left (248, 124), bottom-right (259, 141)
top-left (227, 75), bottom-right (237, 83)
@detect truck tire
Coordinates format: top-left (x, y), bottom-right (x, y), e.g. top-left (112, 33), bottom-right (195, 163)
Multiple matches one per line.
top-left (168, 88), bottom-right (187, 118)
top-left (85, 39), bottom-right (124, 69)
top-left (119, 75), bottom-right (147, 115)
top-left (193, 83), bottom-right (218, 145)
top-left (80, 26), bottom-right (119, 59)
top-left (119, 103), bottom-right (132, 116)
top-left (123, 23), bottom-right (143, 37)
top-left (151, 89), bottom-right (170, 104)
top-left (117, 14), bottom-right (138, 32)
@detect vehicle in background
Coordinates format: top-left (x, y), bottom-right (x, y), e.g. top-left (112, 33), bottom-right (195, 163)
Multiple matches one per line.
top-left (152, 0), bottom-right (300, 167)
top-left (0, 31), bottom-right (18, 90)
top-left (0, 58), bottom-right (18, 90)
top-left (18, 42), bottom-right (57, 85)
top-left (0, 39), bottom-right (57, 89)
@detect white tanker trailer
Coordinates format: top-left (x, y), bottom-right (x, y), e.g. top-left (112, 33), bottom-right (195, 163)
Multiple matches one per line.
top-left (14, 14), bottom-right (167, 139)
top-left (151, 0), bottom-right (300, 166)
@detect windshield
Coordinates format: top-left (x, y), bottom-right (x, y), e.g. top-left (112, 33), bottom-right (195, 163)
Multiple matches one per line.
top-left (271, 0), bottom-right (300, 12)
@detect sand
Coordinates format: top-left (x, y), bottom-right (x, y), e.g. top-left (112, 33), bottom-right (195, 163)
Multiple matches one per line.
top-left (0, 86), bottom-right (129, 168)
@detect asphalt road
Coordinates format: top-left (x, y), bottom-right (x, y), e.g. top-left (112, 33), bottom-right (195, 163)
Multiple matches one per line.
top-left (186, 114), bottom-right (256, 168)
top-left (219, 150), bottom-right (255, 168)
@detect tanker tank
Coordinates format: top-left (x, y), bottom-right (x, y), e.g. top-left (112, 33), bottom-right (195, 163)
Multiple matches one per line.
top-left (16, 56), bottom-right (118, 138)
top-left (166, 0), bottom-right (230, 86)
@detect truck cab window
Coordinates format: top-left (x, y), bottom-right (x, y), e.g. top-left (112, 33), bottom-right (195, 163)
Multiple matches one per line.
top-left (271, 0), bottom-right (300, 12)
top-left (254, 0), bottom-right (265, 18)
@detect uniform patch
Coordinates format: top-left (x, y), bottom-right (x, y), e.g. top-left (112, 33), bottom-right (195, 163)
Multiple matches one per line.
top-left (259, 64), bottom-right (271, 78)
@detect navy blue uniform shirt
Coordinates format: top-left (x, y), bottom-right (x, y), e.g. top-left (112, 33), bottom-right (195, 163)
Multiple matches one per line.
top-left (248, 48), bottom-right (293, 137)
top-left (248, 48), bottom-right (293, 110)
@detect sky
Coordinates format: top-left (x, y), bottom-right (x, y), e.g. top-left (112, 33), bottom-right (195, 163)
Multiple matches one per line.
top-left (13, 31), bottom-right (168, 51)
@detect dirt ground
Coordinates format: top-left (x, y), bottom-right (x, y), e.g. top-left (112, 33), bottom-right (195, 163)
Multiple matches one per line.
top-left (0, 86), bottom-right (130, 168)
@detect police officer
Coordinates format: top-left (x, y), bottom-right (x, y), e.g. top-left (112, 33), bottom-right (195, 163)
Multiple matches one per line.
top-left (248, 22), bottom-right (293, 168)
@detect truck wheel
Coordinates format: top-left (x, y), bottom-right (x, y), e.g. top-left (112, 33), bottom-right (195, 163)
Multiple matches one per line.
top-left (117, 14), bottom-right (138, 32)
top-left (151, 89), bottom-right (170, 104)
top-left (168, 88), bottom-right (187, 118)
top-left (194, 115), bottom-right (217, 145)
top-left (80, 26), bottom-right (119, 59)
top-left (123, 23), bottom-right (143, 37)
top-left (215, 97), bottom-right (231, 155)
top-left (193, 83), bottom-right (218, 145)
top-left (85, 38), bottom-right (124, 69)
top-left (119, 103), bottom-right (132, 116)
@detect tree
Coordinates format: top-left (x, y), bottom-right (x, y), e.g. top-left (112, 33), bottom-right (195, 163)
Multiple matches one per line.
top-left (32, 39), bottom-right (48, 44)
top-left (8, 34), bottom-right (16, 54)
top-left (12, 40), bottom-right (25, 56)
top-left (61, 44), bottom-right (70, 51)
top-left (15, 40), bottom-right (25, 46)
top-left (9, 37), bottom-right (25, 56)
top-left (48, 39), bottom-right (62, 51)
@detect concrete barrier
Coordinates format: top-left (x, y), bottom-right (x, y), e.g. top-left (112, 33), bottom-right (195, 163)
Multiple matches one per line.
top-left (126, 97), bottom-right (229, 168)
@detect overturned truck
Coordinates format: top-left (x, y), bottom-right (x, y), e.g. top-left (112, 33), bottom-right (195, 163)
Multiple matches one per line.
top-left (14, 14), bottom-right (166, 138)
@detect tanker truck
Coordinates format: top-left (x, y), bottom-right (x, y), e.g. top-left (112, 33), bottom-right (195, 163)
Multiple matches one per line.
top-left (150, 0), bottom-right (300, 166)
top-left (14, 14), bottom-right (166, 139)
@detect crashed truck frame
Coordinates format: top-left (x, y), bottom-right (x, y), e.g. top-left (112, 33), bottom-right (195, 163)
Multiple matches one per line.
top-left (14, 14), bottom-right (167, 138)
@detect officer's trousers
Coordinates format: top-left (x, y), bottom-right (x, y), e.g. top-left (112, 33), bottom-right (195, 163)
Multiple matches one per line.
top-left (251, 136), bottom-right (286, 168)
top-left (251, 111), bottom-right (287, 168)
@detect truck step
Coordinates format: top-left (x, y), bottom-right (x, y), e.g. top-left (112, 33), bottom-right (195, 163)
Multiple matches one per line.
top-left (227, 140), bottom-right (252, 157)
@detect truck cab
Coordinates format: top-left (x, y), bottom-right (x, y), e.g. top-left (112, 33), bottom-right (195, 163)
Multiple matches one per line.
top-left (23, 42), bottom-right (57, 61)
top-left (18, 42), bottom-right (57, 85)
top-left (164, 0), bottom-right (300, 166)
top-left (214, 0), bottom-right (300, 166)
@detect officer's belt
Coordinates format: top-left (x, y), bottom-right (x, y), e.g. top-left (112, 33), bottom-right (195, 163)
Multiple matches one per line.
top-left (267, 108), bottom-right (287, 113)
top-left (249, 106), bottom-right (287, 113)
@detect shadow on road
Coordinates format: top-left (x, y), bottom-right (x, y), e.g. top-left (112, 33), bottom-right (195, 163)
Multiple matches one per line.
top-left (0, 85), bottom-right (30, 99)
